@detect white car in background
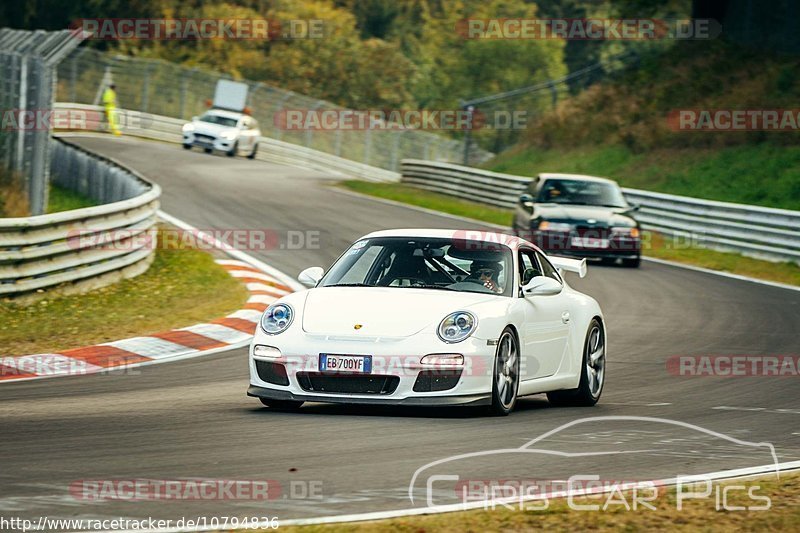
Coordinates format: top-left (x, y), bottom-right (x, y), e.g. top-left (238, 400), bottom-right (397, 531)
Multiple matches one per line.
top-left (248, 229), bottom-right (606, 416)
top-left (182, 109), bottom-right (260, 158)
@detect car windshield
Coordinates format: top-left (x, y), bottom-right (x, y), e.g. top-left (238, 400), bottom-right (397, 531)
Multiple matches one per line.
top-left (537, 179), bottom-right (627, 208)
top-left (198, 113), bottom-right (238, 127)
top-left (319, 237), bottom-right (514, 297)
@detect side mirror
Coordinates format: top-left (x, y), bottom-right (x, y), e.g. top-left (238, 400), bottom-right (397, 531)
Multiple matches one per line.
top-left (298, 266), bottom-right (324, 288)
top-left (519, 193), bottom-right (535, 211)
top-left (523, 276), bottom-right (562, 296)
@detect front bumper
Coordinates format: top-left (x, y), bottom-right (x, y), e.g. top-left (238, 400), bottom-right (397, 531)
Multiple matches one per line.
top-left (183, 133), bottom-right (235, 152)
top-left (247, 385), bottom-right (491, 406)
top-left (248, 333), bottom-right (496, 406)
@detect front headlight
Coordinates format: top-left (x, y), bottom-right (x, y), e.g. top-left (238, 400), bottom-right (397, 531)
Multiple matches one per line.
top-left (538, 221), bottom-right (572, 232)
top-left (438, 311), bottom-right (477, 343)
top-left (260, 303), bottom-right (294, 335)
top-left (611, 227), bottom-right (640, 238)
top-left (182, 123), bottom-right (194, 132)
top-left (221, 130), bottom-right (237, 140)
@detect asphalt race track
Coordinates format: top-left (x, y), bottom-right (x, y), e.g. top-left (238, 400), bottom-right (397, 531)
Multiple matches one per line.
top-left (1, 135), bottom-right (799, 524)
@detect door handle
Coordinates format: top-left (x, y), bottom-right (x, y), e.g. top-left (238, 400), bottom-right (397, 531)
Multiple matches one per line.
top-left (561, 311), bottom-right (570, 324)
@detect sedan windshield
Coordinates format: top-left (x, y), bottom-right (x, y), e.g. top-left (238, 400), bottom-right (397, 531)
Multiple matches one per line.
top-left (320, 237), bottom-right (514, 297)
top-left (198, 113), bottom-right (238, 127)
top-left (537, 179), bottom-right (627, 208)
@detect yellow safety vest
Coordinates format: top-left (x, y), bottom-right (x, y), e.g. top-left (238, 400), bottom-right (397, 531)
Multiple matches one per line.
top-left (102, 88), bottom-right (117, 108)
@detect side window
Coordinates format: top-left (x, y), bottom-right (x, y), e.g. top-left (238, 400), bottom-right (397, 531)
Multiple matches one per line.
top-left (535, 251), bottom-right (562, 283)
top-left (518, 250), bottom-right (541, 286)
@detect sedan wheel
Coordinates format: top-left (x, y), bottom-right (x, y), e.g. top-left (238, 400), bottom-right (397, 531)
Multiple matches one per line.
top-left (547, 318), bottom-right (605, 407)
top-left (490, 328), bottom-right (520, 416)
top-left (247, 143), bottom-right (258, 159)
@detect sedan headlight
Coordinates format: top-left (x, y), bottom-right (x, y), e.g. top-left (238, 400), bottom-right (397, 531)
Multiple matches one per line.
top-left (260, 303), bottom-right (294, 335)
top-left (221, 130), bottom-right (237, 140)
top-left (182, 123), bottom-right (194, 132)
top-left (438, 311), bottom-right (477, 343)
top-left (611, 227), bottom-right (640, 238)
top-left (538, 221), bottom-right (572, 232)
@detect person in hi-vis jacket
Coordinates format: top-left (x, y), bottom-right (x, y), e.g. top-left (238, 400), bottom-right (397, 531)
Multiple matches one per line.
top-left (102, 83), bottom-right (121, 135)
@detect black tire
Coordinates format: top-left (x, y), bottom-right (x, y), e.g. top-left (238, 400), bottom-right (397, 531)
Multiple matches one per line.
top-left (247, 143), bottom-right (258, 159)
top-left (259, 398), bottom-right (304, 410)
top-left (622, 256), bottom-right (641, 268)
top-left (203, 147), bottom-right (213, 154)
top-left (489, 328), bottom-right (520, 416)
top-left (547, 318), bottom-right (605, 407)
top-left (226, 142), bottom-right (238, 157)
top-left (182, 144), bottom-right (192, 150)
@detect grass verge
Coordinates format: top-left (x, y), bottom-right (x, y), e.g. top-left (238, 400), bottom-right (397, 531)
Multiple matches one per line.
top-left (47, 183), bottom-right (96, 213)
top-left (277, 472), bottom-right (800, 532)
top-left (0, 232), bottom-right (249, 355)
top-left (0, 168), bottom-right (28, 217)
top-left (338, 181), bottom-right (800, 287)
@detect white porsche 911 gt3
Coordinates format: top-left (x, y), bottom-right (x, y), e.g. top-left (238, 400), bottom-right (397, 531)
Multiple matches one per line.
top-left (247, 229), bottom-right (606, 415)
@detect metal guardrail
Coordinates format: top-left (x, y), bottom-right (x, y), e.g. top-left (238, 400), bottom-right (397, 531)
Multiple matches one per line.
top-left (0, 137), bottom-right (160, 295)
top-left (401, 159), bottom-right (800, 263)
top-left (54, 103), bottom-right (401, 182)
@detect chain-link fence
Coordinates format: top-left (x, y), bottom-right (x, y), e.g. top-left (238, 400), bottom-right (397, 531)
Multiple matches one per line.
top-left (56, 48), bottom-right (491, 171)
top-left (0, 28), bottom-right (85, 215)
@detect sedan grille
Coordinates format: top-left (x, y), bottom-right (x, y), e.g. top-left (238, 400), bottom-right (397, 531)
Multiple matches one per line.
top-left (575, 226), bottom-right (610, 239)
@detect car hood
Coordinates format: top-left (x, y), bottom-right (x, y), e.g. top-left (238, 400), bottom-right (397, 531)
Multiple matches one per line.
top-left (301, 287), bottom-right (499, 337)
top-left (190, 121), bottom-right (236, 137)
top-left (535, 204), bottom-right (636, 226)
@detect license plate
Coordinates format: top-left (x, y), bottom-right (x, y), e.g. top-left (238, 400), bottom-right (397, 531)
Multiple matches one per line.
top-left (571, 237), bottom-right (609, 249)
top-left (319, 354), bottom-right (372, 373)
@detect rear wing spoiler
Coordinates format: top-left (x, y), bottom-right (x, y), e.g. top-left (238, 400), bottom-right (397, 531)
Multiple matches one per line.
top-left (549, 256), bottom-right (588, 278)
